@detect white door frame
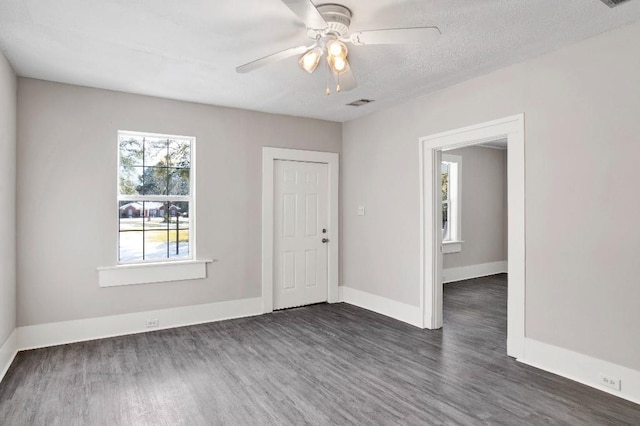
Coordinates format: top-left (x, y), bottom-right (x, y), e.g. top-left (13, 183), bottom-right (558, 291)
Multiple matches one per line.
top-left (262, 147), bottom-right (340, 314)
top-left (419, 114), bottom-right (526, 359)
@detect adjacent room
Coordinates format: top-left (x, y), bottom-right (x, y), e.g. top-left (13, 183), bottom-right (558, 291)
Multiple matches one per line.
top-left (1, 0), bottom-right (640, 424)
top-left (440, 143), bottom-right (508, 343)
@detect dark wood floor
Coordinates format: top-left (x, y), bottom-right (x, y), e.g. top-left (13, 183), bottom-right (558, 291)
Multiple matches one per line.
top-left (1, 274), bottom-right (639, 425)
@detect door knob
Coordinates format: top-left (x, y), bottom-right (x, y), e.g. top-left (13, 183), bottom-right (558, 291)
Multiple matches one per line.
top-left (322, 238), bottom-right (329, 243)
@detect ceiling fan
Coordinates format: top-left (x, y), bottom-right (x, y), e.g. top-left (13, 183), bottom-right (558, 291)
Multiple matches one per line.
top-left (236, 0), bottom-right (441, 94)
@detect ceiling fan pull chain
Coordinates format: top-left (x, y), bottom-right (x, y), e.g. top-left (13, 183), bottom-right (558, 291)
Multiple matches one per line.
top-left (325, 62), bottom-right (331, 95)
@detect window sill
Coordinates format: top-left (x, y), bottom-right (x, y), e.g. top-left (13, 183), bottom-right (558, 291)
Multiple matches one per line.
top-left (97, 259), bottom-right (213, 287)
top-left (442, 240), bottom-right (463, 254)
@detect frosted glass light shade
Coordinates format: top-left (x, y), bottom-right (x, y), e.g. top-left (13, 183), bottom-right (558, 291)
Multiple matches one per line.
top-left (327, 40), bottom-right (348, 58)
top-left (299, 48), bottom-right (323, 73)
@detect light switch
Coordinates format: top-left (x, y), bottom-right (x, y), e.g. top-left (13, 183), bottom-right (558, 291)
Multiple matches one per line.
top-left (357, 206), bottom-right (365, 216)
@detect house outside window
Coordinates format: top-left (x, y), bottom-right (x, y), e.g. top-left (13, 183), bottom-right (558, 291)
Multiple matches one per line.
top-left (117, 131), bottom-right (194, 263)
top-left (442, 154), bottom-right (462, 253)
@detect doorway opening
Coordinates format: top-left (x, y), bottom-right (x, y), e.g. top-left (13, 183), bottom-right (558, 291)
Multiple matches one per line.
top-left (440, 142), bottom-right (508, 354)
top-left (419, 114), bottom-right (525, 359)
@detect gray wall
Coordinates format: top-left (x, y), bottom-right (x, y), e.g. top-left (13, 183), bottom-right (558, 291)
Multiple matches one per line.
top-left (0, 51), bottom-right (16, 346)
top-left (342, 20), bottom-right (640, 370)
top-left (17, 79), bottom-right (341, 326)
top-left (443, 146), bottom-right (507, 269)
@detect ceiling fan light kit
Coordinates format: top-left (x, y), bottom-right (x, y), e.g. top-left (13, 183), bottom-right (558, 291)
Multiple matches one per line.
top-left (327, 55), bottom-right (347, 73)
top-left (326, 39), bottom-right (347, 59)
top-left (299, 46), bottom-right (323, 73)
top-left (236, 0), bottom-right (441, 95)
top-left (325, 39), bottom-right (348, 76)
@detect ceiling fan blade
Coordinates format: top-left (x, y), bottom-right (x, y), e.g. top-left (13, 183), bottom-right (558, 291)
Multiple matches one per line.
top-left (330, 61), bottom-right (357, 92)
top-left (281, 0), bottom-right (328, 29)
top-left (236, 45), bottom-right (310, 73)
top-left (348, 27), bottom-right (441, 46)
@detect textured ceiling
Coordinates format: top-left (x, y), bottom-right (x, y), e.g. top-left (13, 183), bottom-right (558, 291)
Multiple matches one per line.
top-left (0, 0), bottom-right (639, 122)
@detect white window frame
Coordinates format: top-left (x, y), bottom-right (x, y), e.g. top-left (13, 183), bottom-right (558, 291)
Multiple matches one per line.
top-left (442, 154), bottom-right (462, 254)
top-left (98, 130), bottom-right (209, 287)
top-left (116, 130), bottom-right (195, 264)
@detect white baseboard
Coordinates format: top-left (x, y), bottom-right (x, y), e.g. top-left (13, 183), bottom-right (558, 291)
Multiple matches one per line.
top-left (443, 260), bottom-right (507, 283)
top-left (0, 329), bottom-right (18, 384)
top-left (339, 286), bottom-right (423, 328)
top-left (18, 297), bottom-right (263, 351)
top-left (520, 338), bottom-right (640, 405)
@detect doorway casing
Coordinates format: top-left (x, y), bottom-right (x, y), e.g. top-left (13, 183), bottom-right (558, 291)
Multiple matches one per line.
top-left (262, 147), bottom-right (340, 314)
top-left (419, 114), bottom-right (525, 359)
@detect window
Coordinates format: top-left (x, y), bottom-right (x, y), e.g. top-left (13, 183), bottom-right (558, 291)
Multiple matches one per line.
top-left (441, 154), bottom-right (462, 252)
top-left (118, 131), bottom-right (194, 263)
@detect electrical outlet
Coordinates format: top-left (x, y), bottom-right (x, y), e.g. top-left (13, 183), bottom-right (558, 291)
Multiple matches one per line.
top-left (357, 206), bottom-right (365, 216)
top-left (599, 374), bottom-right (621, 390)
top-left (146, 319), bottom-right (159, 328)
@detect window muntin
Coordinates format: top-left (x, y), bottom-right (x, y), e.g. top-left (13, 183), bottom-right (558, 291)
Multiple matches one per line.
top-left (117, 131), bottom-right (194, 264)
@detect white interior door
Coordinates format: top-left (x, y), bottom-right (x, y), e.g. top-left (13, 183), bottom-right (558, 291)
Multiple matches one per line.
top-left (273, 160), bottom-right (329, 310)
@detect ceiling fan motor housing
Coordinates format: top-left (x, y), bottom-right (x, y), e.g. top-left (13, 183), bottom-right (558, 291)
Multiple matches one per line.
top-left (317, 4), bottom-right (352, 36)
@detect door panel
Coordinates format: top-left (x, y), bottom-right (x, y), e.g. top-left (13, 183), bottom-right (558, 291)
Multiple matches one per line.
top-left (274, 160), bottom-right (328, 309)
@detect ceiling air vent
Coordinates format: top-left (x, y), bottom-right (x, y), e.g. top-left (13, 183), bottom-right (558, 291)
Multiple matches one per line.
top-left (601, 0), bottom-right (633, 7)
top-left (346, 99), bottom-right (374, 107)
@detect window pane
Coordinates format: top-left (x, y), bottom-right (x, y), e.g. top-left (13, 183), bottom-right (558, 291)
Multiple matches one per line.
top-left (168, 168), bottom-right (190, 195)
top-left (119, 135), bottom-right (143, 196)
top-left (173, 201), bottom-right (189, 218)
top-left (144, 137), bottom-right (169, 167)
top-left (119, 201), bottom-right (144, 224)
top-left (119, 135), bottom-right (191, 197)
top-left (118, 200), bottom-right (190, 262)
top-left (145, 230), bottom-right (169, 261)
top-left (442, 202), bottom-right (449, 239)
top-left (119, 231), bottom-right (144, 263)
top-left (168, 139), bottom-right (190, 168)
top-left (441, 163), bottom-right (450, 240)
top-left (168, 228), bottom-right (190, 260)
top-left (167, 202), bottom-right (189, 259)
top-left (119, 165), bottom-right (144, 196)
top-left (142, 201), bottom-right (165, 228)
top-left (119, 201), bottom-right (144, 262)
top-left (170, 239), bottom-right (189, 259)
top-left (441, 171), bottom-right (449, 202)
top-left (140, 166), bottom-right (168, 195)
top-left (119, 136), bottom-right (143, 167)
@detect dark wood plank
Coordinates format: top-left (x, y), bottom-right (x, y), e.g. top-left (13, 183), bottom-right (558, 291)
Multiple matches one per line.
top-left (1, 274), bottom-right (638, 425)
